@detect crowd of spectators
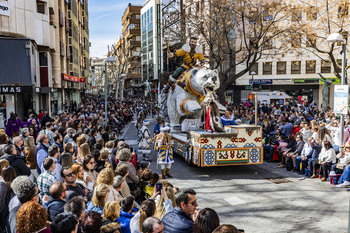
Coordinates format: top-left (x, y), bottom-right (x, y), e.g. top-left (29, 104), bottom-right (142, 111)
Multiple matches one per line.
top-left (224, 99), bottom-right (350, 187)
top-left (0, 96), bottom-right (241, 233)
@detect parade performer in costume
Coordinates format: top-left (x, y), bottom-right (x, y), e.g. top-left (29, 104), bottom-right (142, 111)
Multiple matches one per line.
top-left (138, 120), bottom-right (152, 161)
top-left (167, 37), bottom-right (206, 85)
top-left (154, 126), bottom-right (174, 179)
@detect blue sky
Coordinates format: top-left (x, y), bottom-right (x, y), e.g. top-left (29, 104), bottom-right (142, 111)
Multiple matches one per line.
top-left (89, 0), bottom-right (145, 58)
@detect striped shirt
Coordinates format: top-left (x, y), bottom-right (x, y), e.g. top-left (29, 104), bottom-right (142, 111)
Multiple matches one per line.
top-left (37, 170), bottom-right (58, 199)
top-left (221, 115), bottom-right (235, 126)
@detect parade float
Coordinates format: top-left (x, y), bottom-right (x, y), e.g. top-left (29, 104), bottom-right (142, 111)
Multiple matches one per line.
top-left (162, 66), bottom-right (263, 167)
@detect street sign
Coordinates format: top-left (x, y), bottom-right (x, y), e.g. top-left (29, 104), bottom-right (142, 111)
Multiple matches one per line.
top-left (334, 85), bottom-right (349, 114)
top-left (249, 79), bottom-right (272, 85)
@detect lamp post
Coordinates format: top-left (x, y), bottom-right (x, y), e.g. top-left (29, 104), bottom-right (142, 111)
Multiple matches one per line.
top-left (104, 56), bottom-right (116, 127)
top-left (326, 33), bottom-right (346, 149)
top-left (119, 74), bottom-right (126, 101)
top-left (250, 71), bottom-right (257, 126)
top-left (326, 32), bottom-right (348, 232)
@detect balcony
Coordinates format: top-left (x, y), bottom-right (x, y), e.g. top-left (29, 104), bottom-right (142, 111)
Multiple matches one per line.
top-left (124, 29), bottom-right (141, 39)
top-left (125, 73), bottom-right (141, 80)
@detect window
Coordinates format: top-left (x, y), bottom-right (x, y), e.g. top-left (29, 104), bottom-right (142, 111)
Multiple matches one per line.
top-left (37, 1), bottom-right (45, 14)
top-left (263, 62), bottom-right (272, 75)
top-left (276, 62), bottom-right (286, 74)
top-left (337, 59), bottom-right (347, 67)
top-left (291, 35), bottom-right (301, 48)
top-left (321, 60), bottom-right (331, 73)
top-left (291, 61), bottom-right (301, 74)
top-left (39, 52), bottom-right (48, 66)
top-left (307, 7), bottom-right (317, 20)
top-left (250, 63), bottom-right (258, 75)
top-left (263, 37), bottom-right (273, 49)
top-left (291, 8), bottom-right (302, 21)
top-left (338, 4), bottom-right (349, 18)
top-left (306, 60), bottom-right (316, 74)
top-left (306, 34), bottom-right (317, 47)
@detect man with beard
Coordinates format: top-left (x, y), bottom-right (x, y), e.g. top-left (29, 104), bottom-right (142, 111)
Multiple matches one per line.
top-left (44, 182), bottom-right (67, 221)
top-left (167, 37), bottom-right (205, 84)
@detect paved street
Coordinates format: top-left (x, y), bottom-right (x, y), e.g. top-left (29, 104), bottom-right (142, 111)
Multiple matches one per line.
top-left (122, 118), bottom-right (349, 233)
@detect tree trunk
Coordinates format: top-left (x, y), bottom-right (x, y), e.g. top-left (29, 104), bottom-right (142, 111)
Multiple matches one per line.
top-left (217, 86), bottom-right (226, 105)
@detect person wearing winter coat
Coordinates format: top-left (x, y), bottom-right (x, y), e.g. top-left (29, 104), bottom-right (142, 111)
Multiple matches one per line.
top-left (162, 189), bottom-right (198, 233)
top-left (117, 196), bottom-right (135, 233)
top-left (43, 182), bottom-right (67, 221)
top-left (101, 201), bottom-right (122, 233)
top-left (2, 145), bottom-right (31, 177)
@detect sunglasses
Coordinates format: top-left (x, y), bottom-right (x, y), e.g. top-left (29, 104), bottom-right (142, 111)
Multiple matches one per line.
top-left (89, 161), bottom-right (96, 165)
top-left (65, 172), bottom-right (75, 177)
top-left (188, 200), bottom-right (197, 206)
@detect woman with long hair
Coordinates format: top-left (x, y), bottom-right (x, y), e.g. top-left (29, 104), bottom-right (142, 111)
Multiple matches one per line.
top-left (317, 126), bottom-right (332, 143)
top-left (16, 201), bottom-right (51, 233)
top-left (23, 136), bottom-right (37, 179)
top-left (0, 166), bottom-right (16, 231)
top-left (60, 142), bottom-right (74, 167)
top-left (86, 183), bottom-right (110, 215)
top-left (101, 201), bottom-right (121, 233)
top-left (83, 154), bottom-right (98, 186)
top-left (71, 163), bottom-right (93, 190)
top-left (194, 208), bottom-right (220, 233)
top-left (97, 168), bottom-right (120, 202)
top-left (0, 159), bottom-right (9, 177)
top-left (78, 143), bottom-right (90, 163)
top-left (311, 140), bottom-right (336, 181)
top-left (130, 199), bottom-right (156, 233)
top-left (154, 186), bottom-right (176, 220)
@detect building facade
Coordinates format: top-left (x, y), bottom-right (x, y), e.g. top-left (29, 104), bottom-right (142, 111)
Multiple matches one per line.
top-left (141, 0), bottom-right (162, 96)
top-left (0, 0), bottom-right (90, 120)
top-left (121, 4), bottom-right (142, 97)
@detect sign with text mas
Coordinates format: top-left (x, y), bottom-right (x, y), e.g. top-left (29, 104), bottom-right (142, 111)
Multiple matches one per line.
top-left (0, 2), bottom-right (9, 16)
top-left (334, 85), bottom-right (349, 115)
top-left (216, 149), bottom-right (249, 164)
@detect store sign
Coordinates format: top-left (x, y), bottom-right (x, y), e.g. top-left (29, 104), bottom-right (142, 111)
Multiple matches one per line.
top-left (0, 2), bottom-right (10, 16)
top-left (216, 149), bottom-right (249, 164)
top-left (0, 86), bottom-right (33, 94)
top-left (62, 73), bottom-right (82, 83)
top-left (249, 79), bottom-right (272, 85)
top-left (334, 85), bottom-right (349, 114)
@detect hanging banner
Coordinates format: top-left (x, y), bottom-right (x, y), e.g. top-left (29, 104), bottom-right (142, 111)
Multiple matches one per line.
top-left (334, 85), bottom-right (349, 114)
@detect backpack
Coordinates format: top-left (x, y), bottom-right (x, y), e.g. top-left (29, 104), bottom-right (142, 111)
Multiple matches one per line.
top-left (286, 158), bottom-right (294, 171)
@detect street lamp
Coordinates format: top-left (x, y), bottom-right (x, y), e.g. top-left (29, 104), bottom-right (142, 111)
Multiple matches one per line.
top-left (250, 71), bottom-right (257, 125)
top-left (104, 56), bottom-right (116, 127)
top-left (326, 32), bottom-right (346, 148)
top-left (327, 32), bottom-right (348, 231)
top-left (119, 74), bottom-right (126, 101)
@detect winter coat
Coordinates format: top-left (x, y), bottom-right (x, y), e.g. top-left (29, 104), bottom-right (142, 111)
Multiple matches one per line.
top-left (116, 210), bottom-right (134, 233)
top-left (44, 198), bottom-right (66, 221)
top-left (2, 154), bottom-right (31, 176)
top-left (101, 219), bottom-right (121, 233)
top-left (162, 207), bottom-right (194, 233)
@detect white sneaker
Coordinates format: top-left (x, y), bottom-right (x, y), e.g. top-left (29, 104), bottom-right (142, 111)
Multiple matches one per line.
top-left (336, 181), bottom-right (350, 187)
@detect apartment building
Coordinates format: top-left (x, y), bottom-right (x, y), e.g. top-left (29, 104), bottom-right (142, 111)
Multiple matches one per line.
top-left (0, 0), bottom-right (89, 119)
top-left (141, 0), bottom-right (162, 96)
top-left (234, 3), bottom-right (348, 107)
top-left (121, 4), bottom-right (142, 97)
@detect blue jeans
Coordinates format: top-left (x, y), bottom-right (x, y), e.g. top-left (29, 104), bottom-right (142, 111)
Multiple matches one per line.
top-left (263, 145), bottom-right (275, 161)
top-left (338, 165), bottom-right (350, 184)
top-left (295, 156), bottom-right (301, 171)
top-left (308, 158), bottom-right (317, 173)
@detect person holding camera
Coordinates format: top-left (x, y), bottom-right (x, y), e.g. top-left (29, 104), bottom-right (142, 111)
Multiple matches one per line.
top-left (154, 127), bottom-right (174, 179)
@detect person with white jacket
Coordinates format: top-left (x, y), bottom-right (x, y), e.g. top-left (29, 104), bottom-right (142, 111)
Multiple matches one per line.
top-left (311, 140), bottom-right (336, 181)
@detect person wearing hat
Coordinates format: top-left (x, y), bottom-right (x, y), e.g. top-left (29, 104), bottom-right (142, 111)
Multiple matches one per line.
top-left (138, 121), bottom-right (152, 161)
top-left (154, 126), bottom-right (174, 178)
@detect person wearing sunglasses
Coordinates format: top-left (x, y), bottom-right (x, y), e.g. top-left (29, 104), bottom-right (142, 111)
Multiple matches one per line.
top-left (162, 188), bottom-right (198, 233)
top-left (61, 167), bottom-right (91, 201)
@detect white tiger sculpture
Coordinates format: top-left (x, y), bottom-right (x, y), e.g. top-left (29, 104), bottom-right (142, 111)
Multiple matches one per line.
top-left (167, 67), bottom-right (226, 132)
